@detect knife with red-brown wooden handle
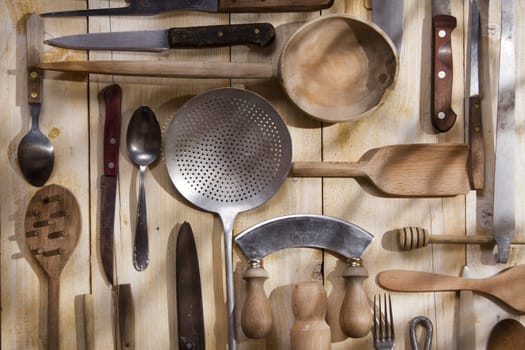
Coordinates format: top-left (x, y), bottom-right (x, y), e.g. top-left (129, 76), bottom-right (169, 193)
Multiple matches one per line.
top-left (431, 0), bottom-right (457, 132)
top-left (41, 0), bottom-right (334, 17)
top-left (100, 84), bottom-right (122, 286)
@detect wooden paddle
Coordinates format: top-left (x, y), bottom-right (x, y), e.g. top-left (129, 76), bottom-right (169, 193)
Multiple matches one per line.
top-left (376, 265), bottom-right (525, 313)
top-left (25, 184), bottom-right (81, 350)
top-left (291, 143), bottom-right (470, 197)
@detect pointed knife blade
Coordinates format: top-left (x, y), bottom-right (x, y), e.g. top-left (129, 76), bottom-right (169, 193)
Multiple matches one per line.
top-left (45, 23), bottom-right (276, 52)
top-left (100, 84), bottom-right (122, 285)
top-left (493, 0), bottom-right (516, 263)
top-left (176, 222), bottom-right (205, 350)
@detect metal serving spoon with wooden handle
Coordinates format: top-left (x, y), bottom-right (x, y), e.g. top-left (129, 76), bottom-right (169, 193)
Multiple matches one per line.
top-left (376, 265), bottom-right (525, 313)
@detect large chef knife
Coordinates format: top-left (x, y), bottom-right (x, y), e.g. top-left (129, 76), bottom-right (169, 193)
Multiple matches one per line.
top-left (371, 0), bottom-right (404, 54)
top-left (176, 222), bottom-right (205, 350)
top-left (41, 0), bottom-right (334, 17)
top-left (431, 0), bottom-right (457, 132)
top-left (45, 23), bottom-right (276, 52)
top-left (100, 84), bottom-right (122, 286)
top-left (493, 0), bottom-right (516, 263)
top-left (466, 0), bottom-right (484, 190)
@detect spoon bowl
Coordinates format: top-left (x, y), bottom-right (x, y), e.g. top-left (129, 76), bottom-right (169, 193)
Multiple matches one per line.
top-left (126, 106), bottom-right (161, 271)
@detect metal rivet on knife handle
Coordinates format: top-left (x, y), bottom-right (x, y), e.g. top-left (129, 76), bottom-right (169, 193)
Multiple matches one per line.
top-left (431, 14), bottom-right (457, 132)
top-left (240, 259), bottom-right (272, 339)
top-left (339, 257), bottom-right (373, 338)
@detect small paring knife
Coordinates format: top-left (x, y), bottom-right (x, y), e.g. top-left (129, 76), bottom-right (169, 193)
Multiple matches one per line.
top-left (45, 23), bottom-right (276, 52)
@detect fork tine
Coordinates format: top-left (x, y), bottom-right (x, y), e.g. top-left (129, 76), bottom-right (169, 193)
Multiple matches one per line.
top-left (387, 294), bottom-right (394, 340)
top-left (373, 294), bottom-right (378, 339)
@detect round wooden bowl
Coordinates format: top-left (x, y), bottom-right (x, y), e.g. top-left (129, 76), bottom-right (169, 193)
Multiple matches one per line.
top-left (279, 14), bottom-right (398, 123)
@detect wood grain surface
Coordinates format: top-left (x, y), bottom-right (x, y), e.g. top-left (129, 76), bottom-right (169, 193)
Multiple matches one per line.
top-left (1, 0), bottom-right (525, 349)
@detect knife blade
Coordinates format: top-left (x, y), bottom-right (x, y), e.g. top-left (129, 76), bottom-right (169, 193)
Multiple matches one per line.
top-left (458, 265), bottom-right (475, 350)
top-left (176, 222), bottom-right (205, 350)
top-left (45, 23), bottom-right (276, 52)
top-left (41, 0), bottom-right (334, 17)
top-left (371, 0), bottom-right (404, 55)
top-left (431, 0), bottom-right (457, 132)
top-left (493, 0), bottom-right (516, 263)
top-left (467, 0), bottom-right (484, 190)
top-left (100, 84), bottom-right (122, 286)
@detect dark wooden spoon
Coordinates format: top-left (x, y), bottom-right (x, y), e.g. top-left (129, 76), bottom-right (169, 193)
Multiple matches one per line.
top-left (25, 184), bottom-right (81, 350)
top-left (487, 319), bottom-right (525, 350)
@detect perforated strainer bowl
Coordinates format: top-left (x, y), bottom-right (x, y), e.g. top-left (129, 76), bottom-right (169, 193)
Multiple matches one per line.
top-left (164, 87), bottom-right (292, 349)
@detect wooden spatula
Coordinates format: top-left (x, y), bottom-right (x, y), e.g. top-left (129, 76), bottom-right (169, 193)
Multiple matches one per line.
top-left (25, 184), bottom-right (81, 350)
top-left (291, 143), bottom-right (470, 197)
top-left (376, 265), bottom-right (525, 313)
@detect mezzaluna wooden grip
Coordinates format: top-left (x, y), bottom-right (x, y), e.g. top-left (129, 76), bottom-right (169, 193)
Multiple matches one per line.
top-left (339, 260), bottom-right (372, 338)
top-left (241, 264), bottom-right (272, 339)
top-left (168, 23), bottom-right (275, 48)
top-left (218, 0), bottom-right (334, 12)
top-left (431, 15), bottom-right (457, 132)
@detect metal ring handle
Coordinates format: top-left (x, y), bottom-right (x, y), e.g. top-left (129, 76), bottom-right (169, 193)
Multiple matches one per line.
top-left (409, 316), bottom-right (433, 350)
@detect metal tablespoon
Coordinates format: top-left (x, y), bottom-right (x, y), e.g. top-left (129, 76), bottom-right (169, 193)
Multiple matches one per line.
top-left (126, 106), bottom-right (161, 271)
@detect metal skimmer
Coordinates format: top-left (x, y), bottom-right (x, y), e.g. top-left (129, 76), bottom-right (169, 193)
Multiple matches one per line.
top-left (165, 87), bottom-right (292, 349)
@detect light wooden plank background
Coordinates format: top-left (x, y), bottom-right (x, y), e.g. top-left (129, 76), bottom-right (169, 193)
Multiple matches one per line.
top-left (1, 0), bottom-right (524, 349)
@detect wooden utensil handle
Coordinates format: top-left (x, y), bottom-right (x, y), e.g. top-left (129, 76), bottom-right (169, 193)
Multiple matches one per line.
top-left (47, 275), bottom-right (60, 350)
top-left (377, 270), bottom-right (470, 292)
top-left (340, 260), bottom-right (372, 338)
top-left (241, 264), bottom-right (272, 339)
top-left (291, 161), bottom-right (366, 177)
top-left (291, 281), bottom-right (330, 350)
top-left (36, 61), bottom-right (274, 79)
top-left (168, 23), bottom-right (275, 48)
top-left (218, 0), bottom-right (334, 12)
top-left (102, 84), bottom-right (121, 177)
top-left (468, 95), bottom-right (485, 190)
top-left (431, 15), bottom-right (457, 132)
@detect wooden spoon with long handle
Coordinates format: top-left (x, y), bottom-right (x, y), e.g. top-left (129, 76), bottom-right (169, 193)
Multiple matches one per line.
top-left (376, 265), bottom-right (525, 313)
top-left (292, 143), bottom-right (470, 197)
top-left (487, 319), bottom-right (525, 350)
top-left (25, 184), bottom-right (81, 350)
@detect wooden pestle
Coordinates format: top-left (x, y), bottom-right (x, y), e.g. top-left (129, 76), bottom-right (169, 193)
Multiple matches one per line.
top-left (291, 281), bottom-right (330, 350)
top-left (240, 260), bottom-right (272, 339)
top-left (340, 257), bottom-right (373, 338)
top-left (398, 226), bottom-right (525, 250)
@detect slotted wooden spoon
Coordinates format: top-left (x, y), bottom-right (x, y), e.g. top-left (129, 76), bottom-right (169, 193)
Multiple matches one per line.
top-left (25, 184), bottom-right (81, 350)
top-left (292, 143), bottom-right (470, 197)
top-left (376, 265), bottom-right (525, 313)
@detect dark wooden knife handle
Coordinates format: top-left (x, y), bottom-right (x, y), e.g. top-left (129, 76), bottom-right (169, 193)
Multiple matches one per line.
top-left (168, 23), bottom-right (275, 48)
top-left (218, 0), bottom-right (334, 12)
top-left (28, 67), bottom-right (43, 104)
top-left (103, 84), bottom-right (122, 177)
top-left (431, 14), bottom-right (457, 132)
top-left (469, 95), bottom-right (484, 190)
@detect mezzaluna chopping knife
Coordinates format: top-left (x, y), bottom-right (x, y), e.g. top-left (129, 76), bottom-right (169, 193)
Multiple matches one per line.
top-left (100, 84), bottom-right (122, 286)
top-left (176, 222), bottom-right (205, 350)
top-left (431, 0), bottom-right (457, 132)
top-left (45, 23), bottom-right (276, 52)
top-left (41, 0), bottom-right (334, 17)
